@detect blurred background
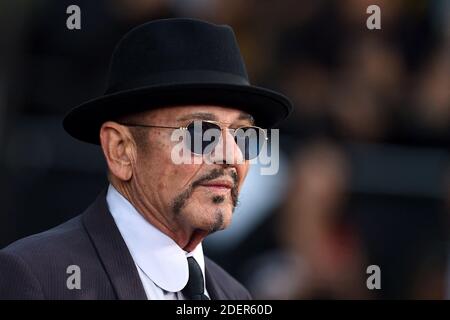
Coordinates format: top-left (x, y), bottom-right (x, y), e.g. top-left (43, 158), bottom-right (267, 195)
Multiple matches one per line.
top-left (0, 0), bottom-right (448, 299)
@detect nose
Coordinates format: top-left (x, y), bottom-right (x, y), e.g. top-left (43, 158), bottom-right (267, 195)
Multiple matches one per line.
top-left (209, 128), bottom-right (244, 165)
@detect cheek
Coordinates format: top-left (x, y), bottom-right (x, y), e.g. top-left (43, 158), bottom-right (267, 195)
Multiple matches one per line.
top-left (142, 137), bottom-right (203, 191)
top-left (135, 141), bottom-right (171, 186)
top-left (164, 164), bottom-right (204, 195)
top-left (176, 164), bottom-right (204, 187)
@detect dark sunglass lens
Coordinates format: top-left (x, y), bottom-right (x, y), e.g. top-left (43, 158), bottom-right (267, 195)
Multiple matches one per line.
top-left (186, 121), bottom-right (220, 154)
top-left (234, 127), bottom-right (264, 160)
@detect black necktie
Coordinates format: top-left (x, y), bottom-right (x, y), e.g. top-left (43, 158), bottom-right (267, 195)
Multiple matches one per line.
top-left (182, 257), bottom-right (210, 300)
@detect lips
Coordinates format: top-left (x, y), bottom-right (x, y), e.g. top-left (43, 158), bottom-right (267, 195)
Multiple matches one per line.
top-left (199, 179), bottom-right (234, 189)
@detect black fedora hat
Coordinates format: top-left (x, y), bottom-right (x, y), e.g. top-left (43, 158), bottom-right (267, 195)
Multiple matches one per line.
top-left (63, 18), bottom-right (292, 144)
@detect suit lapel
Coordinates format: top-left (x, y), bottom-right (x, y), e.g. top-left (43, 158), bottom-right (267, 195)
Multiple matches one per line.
top-left (82, 190), bottom-right (147, 300)
top-left (205, 258), bottom-right (227, 300)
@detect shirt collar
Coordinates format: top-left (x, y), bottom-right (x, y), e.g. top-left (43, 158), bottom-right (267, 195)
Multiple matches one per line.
top-left (106, 184), bottom-right (206, 293)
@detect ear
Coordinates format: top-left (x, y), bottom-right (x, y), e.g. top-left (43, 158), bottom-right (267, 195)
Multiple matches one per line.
top-left (99, 121), bottom-right (136, 181)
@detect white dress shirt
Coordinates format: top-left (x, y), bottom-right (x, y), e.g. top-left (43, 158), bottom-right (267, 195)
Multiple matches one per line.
top-left (106, 184), bottom-right (209, 300)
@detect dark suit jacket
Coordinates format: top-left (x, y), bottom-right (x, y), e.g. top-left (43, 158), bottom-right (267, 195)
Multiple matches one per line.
top-left (0, 191), bottom-right (251, 300)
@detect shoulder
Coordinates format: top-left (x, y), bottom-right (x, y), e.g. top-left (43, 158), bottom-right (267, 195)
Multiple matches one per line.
top-left (0, 215), bottom-right (96, 299)
top-left (205, 256), bottom-right (252, 300)
top-left (1, 215), bottom-right (86, 260)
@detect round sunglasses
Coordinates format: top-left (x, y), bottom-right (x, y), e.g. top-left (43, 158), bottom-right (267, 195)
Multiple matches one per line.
top-left (119, 120), bottom-right (268, 160)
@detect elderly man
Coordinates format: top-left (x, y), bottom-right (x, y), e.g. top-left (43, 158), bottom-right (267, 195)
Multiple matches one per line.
top-left (0, 18), bottom-right (291, 299)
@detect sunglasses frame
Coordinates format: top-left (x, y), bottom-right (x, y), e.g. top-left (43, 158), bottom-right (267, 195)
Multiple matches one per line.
top-left (118, 119), bottom-right (268, 158)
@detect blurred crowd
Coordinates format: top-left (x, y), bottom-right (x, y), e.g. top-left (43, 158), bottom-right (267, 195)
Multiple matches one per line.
top-left (0, 0), bottom-right (449, 299)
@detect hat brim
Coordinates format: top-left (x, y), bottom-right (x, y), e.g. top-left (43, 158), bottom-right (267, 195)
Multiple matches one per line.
top-left (63, 83), bottom-right (292, 145)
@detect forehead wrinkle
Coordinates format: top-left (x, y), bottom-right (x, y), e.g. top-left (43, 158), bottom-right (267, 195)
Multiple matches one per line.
top-left (177, 112), bottom-right (217, 122)
top-left (176, 111), bottom-right (254, 126)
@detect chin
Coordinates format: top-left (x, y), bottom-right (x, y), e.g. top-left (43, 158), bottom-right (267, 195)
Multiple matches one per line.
top-left (197, 207), bottom-right (234, 233)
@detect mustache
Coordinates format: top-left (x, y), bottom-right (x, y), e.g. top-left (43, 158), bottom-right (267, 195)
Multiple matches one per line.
top-left (172, 168), bottom-right (239, 216)
top-left (192, 168), bottom-right (238, 189)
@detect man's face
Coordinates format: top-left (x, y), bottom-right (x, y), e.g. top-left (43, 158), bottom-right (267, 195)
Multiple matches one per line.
top-left (124, 105), bottom-right (251, 246)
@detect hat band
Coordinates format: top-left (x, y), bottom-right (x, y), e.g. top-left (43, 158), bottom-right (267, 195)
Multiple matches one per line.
top-left (105, 69), bottom-right (250, 94)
